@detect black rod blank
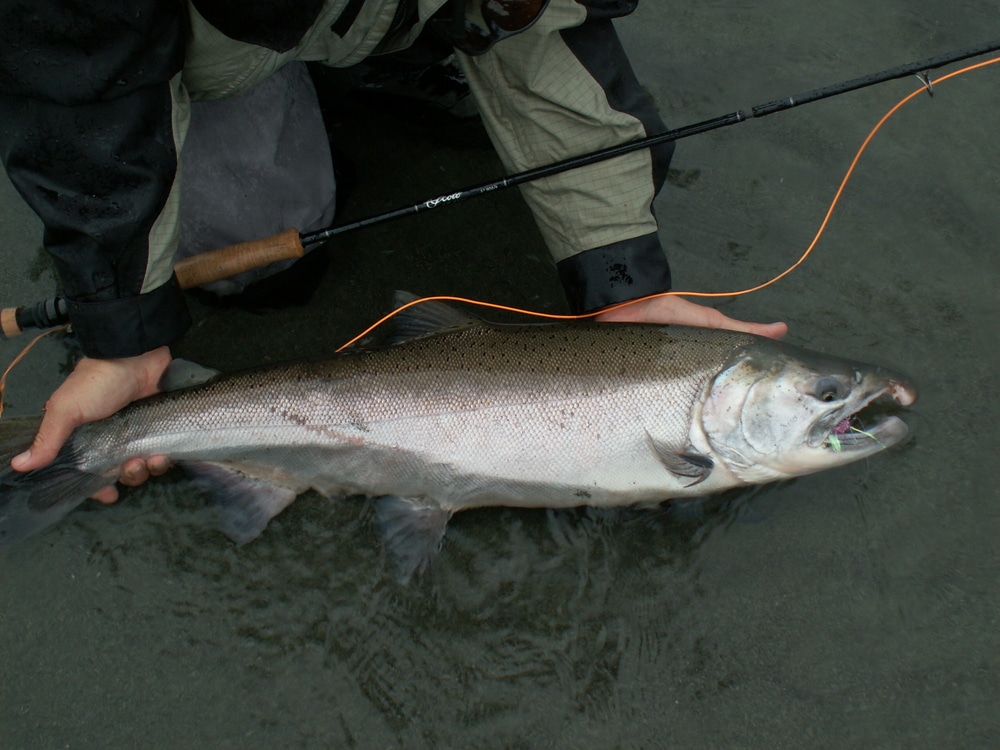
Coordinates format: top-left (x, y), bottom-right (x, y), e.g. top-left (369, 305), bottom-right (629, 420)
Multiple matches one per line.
top-left (301, 37), bottom-right (1000, 246)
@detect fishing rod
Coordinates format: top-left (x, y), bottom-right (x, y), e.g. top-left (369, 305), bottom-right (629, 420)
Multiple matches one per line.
top-left (3, 37), bottom-right (999, 338)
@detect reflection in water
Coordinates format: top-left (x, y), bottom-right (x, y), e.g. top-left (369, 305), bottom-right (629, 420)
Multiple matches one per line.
top-left (2, 3), bottom-right (998, 745)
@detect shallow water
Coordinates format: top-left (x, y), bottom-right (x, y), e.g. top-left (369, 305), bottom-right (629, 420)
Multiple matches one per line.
top-left (2, 3), bottom-right (998, 748)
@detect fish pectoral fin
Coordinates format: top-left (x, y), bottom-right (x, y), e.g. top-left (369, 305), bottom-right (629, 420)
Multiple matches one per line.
top-left (374, 495), bottom-right (452, 584)
top-left (180, 461), bottom-right (300, 544)
top-left (647, 436), bottom-right (715, 487)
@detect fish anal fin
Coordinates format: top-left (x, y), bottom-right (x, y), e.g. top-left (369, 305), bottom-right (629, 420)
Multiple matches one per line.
top-left (374, 495), bottom-right (452, 583)
top-left (648, 435), bottom-right (714, 487)
top-left (180, 461), bottom-right (301, 544)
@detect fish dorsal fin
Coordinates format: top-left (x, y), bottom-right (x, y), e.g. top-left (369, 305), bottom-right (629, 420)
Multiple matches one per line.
top-left (158, 359), bottom-right (221, 392)
top-left (180, 461), bottom-right (300, 544)
top-left (374, 495), bottom-right (452, 583)
top-left (384, 291), bottom-right (481, 345)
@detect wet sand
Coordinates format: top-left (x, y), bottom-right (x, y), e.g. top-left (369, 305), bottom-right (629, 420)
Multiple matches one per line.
top-left (2, 3), bottom-right (998, 748)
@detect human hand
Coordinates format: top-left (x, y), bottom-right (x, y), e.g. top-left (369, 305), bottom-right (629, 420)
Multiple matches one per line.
top-left (10, 345), bottom-right (175, 504)
top-left (595, 294), bottom-right (788, 340)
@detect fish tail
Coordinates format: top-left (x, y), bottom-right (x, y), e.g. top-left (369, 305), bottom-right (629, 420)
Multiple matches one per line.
top-left (0, 416), bottom-right (109, 545)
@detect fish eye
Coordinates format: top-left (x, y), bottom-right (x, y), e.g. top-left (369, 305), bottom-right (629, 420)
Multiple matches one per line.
top-left (814, 377), bottom-right (844, 403)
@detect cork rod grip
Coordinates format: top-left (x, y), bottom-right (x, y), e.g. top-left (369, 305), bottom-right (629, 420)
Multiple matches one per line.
top-left (173, 228), bottom-right (304, 290)
top-left (1, 307), bottom-right (20, 337)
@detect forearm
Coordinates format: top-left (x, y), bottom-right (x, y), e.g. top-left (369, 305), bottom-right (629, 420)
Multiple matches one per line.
top-left (0, 1), bottom-right (192, 357)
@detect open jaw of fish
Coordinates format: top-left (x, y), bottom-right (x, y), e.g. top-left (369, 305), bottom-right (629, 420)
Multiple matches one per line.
top-left (0, 296), bottom-right (917, 582)
top-left (816, 381), bottom-right (915, 453)
top-left (696, 339), bottom-right (918, 484)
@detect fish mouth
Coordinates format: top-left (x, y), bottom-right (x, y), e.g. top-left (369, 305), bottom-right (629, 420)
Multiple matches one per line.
top-left (813, 379), bottom-right (917, 454)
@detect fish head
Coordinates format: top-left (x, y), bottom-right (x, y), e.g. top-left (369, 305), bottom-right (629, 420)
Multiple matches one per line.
top-left (699, 338), bottom-right (917, 483)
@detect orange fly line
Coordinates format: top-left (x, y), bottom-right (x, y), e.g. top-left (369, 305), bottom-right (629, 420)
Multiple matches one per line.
top-left (335, 55), bottom-right (1000, 352)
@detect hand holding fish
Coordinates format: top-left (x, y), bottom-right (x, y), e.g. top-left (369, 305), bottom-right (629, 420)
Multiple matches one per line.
top-left (10, 346), bottom-right (174, 503)
top-left (595, 295), bottom-right (788, 340)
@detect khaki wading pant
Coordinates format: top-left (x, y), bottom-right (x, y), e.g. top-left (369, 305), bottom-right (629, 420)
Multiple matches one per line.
top-left (162, 0), bottom-right (660, 288)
